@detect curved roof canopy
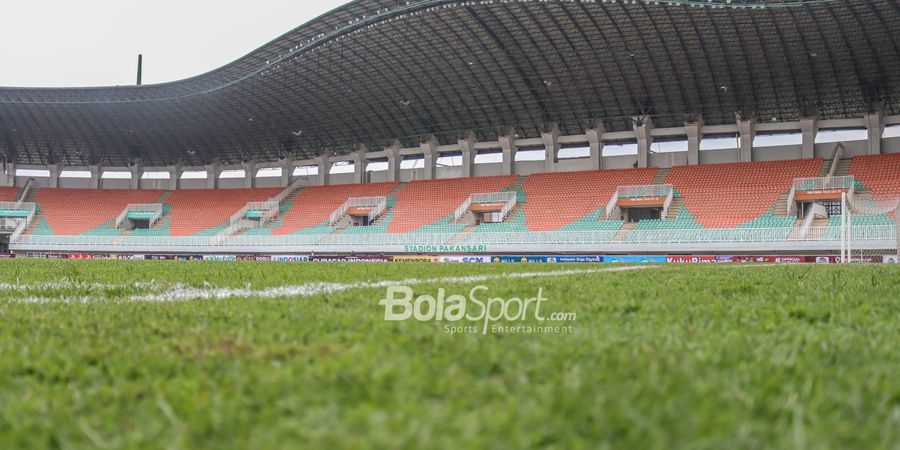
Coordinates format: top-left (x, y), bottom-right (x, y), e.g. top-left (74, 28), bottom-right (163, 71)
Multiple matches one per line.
top-left (1, 0), bottom-right (898, 166)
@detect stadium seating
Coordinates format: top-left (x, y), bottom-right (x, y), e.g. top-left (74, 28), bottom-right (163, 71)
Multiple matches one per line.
top-left (0, 187), bottom-right (19, 202)
top-left (271, 182), bottom-right (398, 235)
top-left (386, 176), bottom-right (516, 233)
top-left (166, 188), bottom-right (281, 236)
top-left (850, 153), bottom-right (900, 207)
top-left (34, 189), bottom-right (164, 235)
top-left (522, 168), bottom-right (658, 231)
top-left (665, 159), bottom-right (823, 228)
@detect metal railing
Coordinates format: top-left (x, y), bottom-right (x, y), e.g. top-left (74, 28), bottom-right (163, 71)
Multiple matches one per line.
top-left (330, 196), bottom-right (388, 225)
top-left (792, 176), bottom-right (857, 192)
top-left (11, 224), bottom-right (897, 249)
top-left (114, 204), bottom-right (163, 229)
top-left (616, 184), bottom-right (674, 199)
top-left (826, 143), bottom-right (844, 178)
top-left (271, 177), bottom-right (308, 204)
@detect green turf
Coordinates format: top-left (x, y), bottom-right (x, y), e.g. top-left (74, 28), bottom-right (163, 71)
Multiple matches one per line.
top-left (1, 260), bottom-right (899, 449)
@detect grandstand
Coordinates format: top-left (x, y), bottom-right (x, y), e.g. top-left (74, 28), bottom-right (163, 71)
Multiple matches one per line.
top-left (1, 0), bottom-right (899, 258)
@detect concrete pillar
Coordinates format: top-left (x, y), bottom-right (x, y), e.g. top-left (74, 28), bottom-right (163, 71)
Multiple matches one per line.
top-left (1, 162), bottom-right (14, 187)
top-left (242, 160), bottom-right (256, 189)
top-left (685, 117), bottom-right (703, 166)
top-left (384, 141), bottom-right (401, 183)
top-left (167, 164), bottom-right (181, 191)
top-left (499, 130), bottom-right (517, 175)
top-left (864, 111), bottom-right (884, 155)
top-left (633, 116), bottom-right (653, 168)
top-left (130, 163), bottom-right (143, 189)
top-left (458, 131), bottom-right (477, 178)
top-left (279, 157), bottom-right (295, 188)
top-left (737, 114), bottom-right (755, 163)
top-left (800, 116), bottom-right (818, 159)
top-left (585, 120), bottom-right (604, 170)
top-left (351, 145), bottom-right (367, 184)
top-left (205, 162), bottom-right (221, 189)
top-left (541, 123), bottom-right (560, 173)
top-left (48, 164), bottom-right (62, 189)
top-left (420, 136), bottom-right (438, 180)
top-left (89, 165), bottom-right (102, 189)
top-left (316, 155), bottom-right (330, 186)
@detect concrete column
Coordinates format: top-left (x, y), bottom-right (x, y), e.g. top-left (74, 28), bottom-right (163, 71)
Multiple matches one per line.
top-left (205, 162), bottom-right (221, 189)
top-left (384, 141), bottom-right (401, 183)
top-left (736, 114), bottom-right (756, 162)
top-left (458, 131), bottom-right (477, 178)
top-left (279, 157), bottom-right (295, 188)
top-left (351, 145), bottom-right (367, 184)
top-left (585, 120), bottom-right (604, 170)
top-left (800, 116), bottom-right (818, 159)
top-left (167, 164), bottom-right (181, 191)
top-left (499, 130), bottom-right (517, 175)
top-left (315, 155), bottom-right (331, 186)
top-left (864, 111), bottom-right (885, 155)
top-left (89, 165), bottom-right (102, 189)
top-left (685, 117), bottom-right (703, 166)
top-left (1, 162), bottom-right (14, 187)
top-left (633, 116), bottom-right (653, 168)
top-left (541, 123), bottom-right (560, 173)
top-left (242, 160), bottom-right (256, 189)
top-left (420, 136), bottom-right (438, 180)
top-left (130, 163), bottom-right (143, 189)
top-left (48, 164), bottom-right (62, 188)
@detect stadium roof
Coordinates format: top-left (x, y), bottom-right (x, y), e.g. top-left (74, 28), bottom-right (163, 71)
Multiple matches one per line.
top-left (1, 0), bottom-right (898, 166)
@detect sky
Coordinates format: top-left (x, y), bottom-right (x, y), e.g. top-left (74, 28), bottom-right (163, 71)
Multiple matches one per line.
top-left (0, 0), bottom-right (350, 87)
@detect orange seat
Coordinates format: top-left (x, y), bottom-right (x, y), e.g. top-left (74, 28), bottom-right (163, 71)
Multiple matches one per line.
top-left (388, 176), bottom-right (516, 233)
top-left (272, 182), bottom-right (398, 234)
top-left (166, 188), bottom-right (282, 236)
top-left (0, 187), bottom-right (19, 202)
top-left (35, 188), bottom-right (164, 235)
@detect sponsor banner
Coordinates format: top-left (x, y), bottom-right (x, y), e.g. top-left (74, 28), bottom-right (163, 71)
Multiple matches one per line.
top-left (204, 255), bottom-right (237, 261)
top-left (176, 255), bottom-right (205, 261)
top-left (271, 255), bottom-right (311, 262)
top-left (310, 255), bottom-right (394, 262)
top-left (115, 254), bottom-right (146, 260)
top-left (403, 244), bottom-right (488, 254)
top-left (0, 253), bottom-right (15, 259)
top-left (147, 255), bottom-right (176, 261)
top-left (884, 255), bottom-right (900, 264)
top-left (666, 255), bottom-right (724, 263)
top-left (603, 255), bottom-right (667, 263)
top-left (236, 255), bottom-right (273, 261)
top-left (439, 256), bottom-right (492, 263)
top-left (392, 255), bottom-right (439, 263)
top-left (549, 256), bottom-right (603, 263)
top-left (810, 255), bottom-right (883, 264)
top-left (491, 256), bottom-right (554, 263)
top-left (67, 254), bottom-right (95, 260)
top-left (734, 256), bottom-right (805, 264)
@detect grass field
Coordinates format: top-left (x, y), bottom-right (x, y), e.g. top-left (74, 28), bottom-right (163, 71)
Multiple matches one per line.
top-left (1, 260), bottom-right (900, 449)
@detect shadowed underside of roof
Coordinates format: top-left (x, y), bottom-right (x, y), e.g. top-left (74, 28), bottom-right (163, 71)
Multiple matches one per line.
top-left (0, 0), bottom-right (898, 166)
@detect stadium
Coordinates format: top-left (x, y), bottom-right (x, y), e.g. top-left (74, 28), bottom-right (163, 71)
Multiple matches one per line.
top-left (1, 1), bottom-right (900, 448)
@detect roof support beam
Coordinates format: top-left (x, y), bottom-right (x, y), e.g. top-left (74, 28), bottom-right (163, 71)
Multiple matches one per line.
top-left (130, 162), bottom-right (142, 190)
top-left (633, 117), bottom-right (653, 169)
top-left (384, 141), bottom-right (401, 183)
top-left (1, 162), bottom-right (15, 187)
top-left (351, 145), bottom-right (367, 184)
top-left (279, 157), bottom-right (294, 188)
top-left (458, 131), bottom-right (477, 178)
top-left (315, 155), bottom-right (330, 186)
top-left (89, 164), bottom-right (102, 190)
top-left (685, 117), bottom-right (703, 166)
top-left (48, 164), bottom-right (62, 189)
top-left (206, 162), bottom-right (221, 189)
top-left (541, 123), bottom-right (560, 173)
top-left (737, 114), bottom-right (756, 163)
top-left (499, 130), bottom-right (517, 176)
top-left (800, 115), bottom-right (818, 159)
top-left (242, 160), bottom-right (256, 189)
top-left (585, 120), bottom-right (604, 171)
top-left (420, 136), bottom-right (438, 181)
top-left (865, 110), bottom-right (884, 155)
top-left (167, 164), bottom-right (181, 191)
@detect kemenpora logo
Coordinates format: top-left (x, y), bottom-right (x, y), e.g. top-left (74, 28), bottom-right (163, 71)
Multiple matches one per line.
top-left (378, 286), bottom-right (576, 335)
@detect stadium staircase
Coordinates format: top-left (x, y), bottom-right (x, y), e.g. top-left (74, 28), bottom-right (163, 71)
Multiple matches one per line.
top-left (612, 222), bottom-right (636, 244)
top-left (651, 168), bottom-right (669, 185)
top-left (665, 196), bottom-right (685, 220)
top-left (833, 158), bottom-right (852, 177)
